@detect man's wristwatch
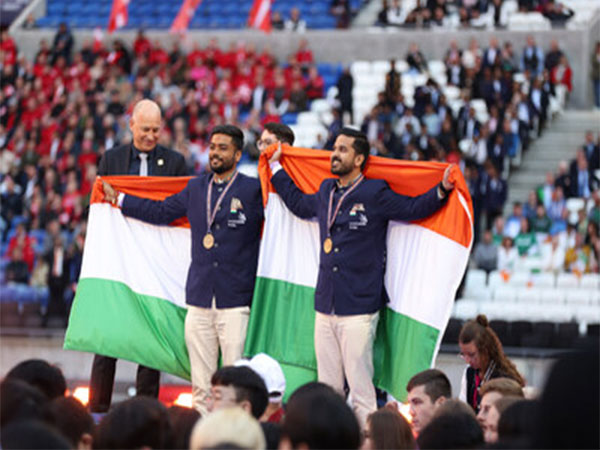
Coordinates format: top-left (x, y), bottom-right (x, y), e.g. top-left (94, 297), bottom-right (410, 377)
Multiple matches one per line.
top-left (438, 182), bottom-right (451, 197)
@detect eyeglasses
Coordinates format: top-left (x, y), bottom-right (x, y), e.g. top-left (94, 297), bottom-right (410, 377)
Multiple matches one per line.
top-left (257, 139), bottom-right (276, 149)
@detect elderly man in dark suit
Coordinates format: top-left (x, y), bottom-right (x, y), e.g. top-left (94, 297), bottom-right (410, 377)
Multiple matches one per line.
top-left (268, 128), bottom-right (454, 428)
top-left (90, 99), bottom-right (188, 414)
top-left (102, 124), bottom-right (263, 415)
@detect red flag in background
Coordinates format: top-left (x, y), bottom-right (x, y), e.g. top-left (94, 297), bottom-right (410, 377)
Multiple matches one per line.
top-left (170, 0), bottom-right (203, 33)
top-left (107, 0), bottom-right (129, 33)
top-left (248, 0), bottom-right (272, 33)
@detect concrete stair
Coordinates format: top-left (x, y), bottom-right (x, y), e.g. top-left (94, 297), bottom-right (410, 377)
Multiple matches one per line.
top-left (504, 110), bottom-right (600, 213)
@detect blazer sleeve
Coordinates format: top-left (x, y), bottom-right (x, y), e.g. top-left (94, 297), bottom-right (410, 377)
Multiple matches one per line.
top-left (378, 181), bottom-right (447, 222)
top-left (122, 180), bottom-right (191, 225)
top-left (172, 153), bottom-right (189, 176)
top-left (97, 153), bottom-right (108, 176)
top-left (271, 169), bottom-right (318, 219)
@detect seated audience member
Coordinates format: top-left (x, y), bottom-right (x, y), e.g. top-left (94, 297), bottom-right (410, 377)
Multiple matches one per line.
top-left (405, 369), bottom-right (452, 436)
top-left (523, 190), bottom-right (539, 220)
top-left (44, 396), bottom-right (95, 449)
top-left (477, 378), bottom-right (525, 444)
top-left (497, 236), bottom-right (518, 272)
top-left (94, 397), bottom-right (173, 449)
top-left (416, 399), bottom-right (483, 449)
top-left (481, 396), bottom-right (522, 444)
top-left (280, 382), bottom-right (361, 449)
top-left (530, 204), bottom-right (552, 234)
top-left (564, 231), bottom-right (598, 273)
top-left (1, 420), bottom-right (71, 450)
top-left (5, 359), bottom-right (67, 400)
top-left (190, 407), bottom-right (266, 450)
top-left (167, 406), bottom-right (201, 450)
top-left (0, 378), bottom-right (48, 427)
top-left (504, 202), bottom-right (524, 238)
top-left (541, 233), bottom-right (566, 273)
top-left (473, 229), bottom-right (498, 273)
top-left (236, 353), bottom-right (286, 423)
top-left (514, 217), bottom-right (538, 256)
top-left (209, 366), bottom-right (269, 419)
top-left (458, 315), bottom-right (525, 412)
top-left (284, 8), bottom-right (307, 32)
top-left (362, 408), bottom-right (415, 450)
top-left (497, 399), bottom-right (539, 446)
top-left (532, 344), bottom-right (599, 449)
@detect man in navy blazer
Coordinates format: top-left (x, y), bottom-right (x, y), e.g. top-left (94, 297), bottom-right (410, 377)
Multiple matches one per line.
top-left (102, 125), bottom-right (263, 415)
top-left (269, 128), bottom-right (455, 428)
top-left (90, 99), bottom-right (188, 414)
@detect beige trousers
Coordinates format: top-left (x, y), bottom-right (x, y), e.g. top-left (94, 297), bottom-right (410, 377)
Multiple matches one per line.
top-left (314, 311), bottom-right (379, 429)
top-left (184, 301), bottom-right (250, 415)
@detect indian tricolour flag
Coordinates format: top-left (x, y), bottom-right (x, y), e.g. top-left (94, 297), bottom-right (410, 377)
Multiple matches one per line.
top-left (65, 147), bottom-right (472, 401)
top-left (245, 145), bottom-right (473, 401)
top-left (64, 176), bottom-right (193, 380)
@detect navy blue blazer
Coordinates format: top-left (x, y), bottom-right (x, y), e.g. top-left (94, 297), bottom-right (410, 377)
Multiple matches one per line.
top-left (122, 173), bottom-right (263, 308)
top-left (272, 169), bottom-right (447, 316)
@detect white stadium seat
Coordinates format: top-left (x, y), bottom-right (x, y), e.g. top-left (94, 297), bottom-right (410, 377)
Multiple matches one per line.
top-left (493, 286), bottom-right (517, 303)
top-left (453, 299), bottom-right (480, 320)
top-left (509, 271), bottom-right (531, 287)
top-left (351, 61), bottom-right (372, 77)
top-left (463, 285), bottom-right (493, 301)
top-left (532, 272), bottom-right (555, 288)
top-left (488, 270), bottom-right (508, 289)
top-left (538, 288), bottom-right (565, 304)
top-left (565, 289), bottom-right (591, 306)
top-left (465, 269), bottom-right (487, 290)
top-left (556, 273), bottom-right (580, 289)
top-left (516, 288), bottom-right (541, 304)
top-left (580, 274), bottom-right (600, 290)
top-left (371, 60), bottom-right (391, 75)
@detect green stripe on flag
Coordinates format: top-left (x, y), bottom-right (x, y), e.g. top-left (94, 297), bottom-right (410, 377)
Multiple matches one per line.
top-left (245, 276), bottom-right (317, 368)
top-left (373, 307), bottom-right (439, 401)
top-left (64, 278), bottom-right (190, 380)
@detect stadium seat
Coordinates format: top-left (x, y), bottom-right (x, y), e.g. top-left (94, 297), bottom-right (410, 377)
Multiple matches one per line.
top-left (371, 60), bottom-right (391, 75)
top-left (509, 320), bottom-right (533, 347)
top-left (0, 301), bottom-right (20, 327)
top-left (565, 289), bottom-right (591, 306)
top-left (350, 61), bottom-right (372, 78)
top-left (538, 287), bottom-right (564, 304)
top-left (463, 285), bottom-right (493, 301)
top-left (522, 321), bottom-right (555, 348)
top-left (516, 288), bottom-right (541, 304)
top-left (453, 299), bottom-right (479, 320)
top-left (556, 273), bottom-right (579, 288)
top-left (509, 271), bottom-right (531, 287)
top-left (493, 286), bottom-right (517, 303)
top-left (487, 270), bottom-right (507, 289)
top-left (489, 320), bottom-right (509, 344)
top-left (532, 272), bottom-right (555, 288)
top-left (554, 322), bottom-right (580, 348)
top-left (465, 269), bottom-right (486, 290)
top-left (442, 317), bottom-right (463, 344)
top-left (580, 273), bottom-right (600, 290)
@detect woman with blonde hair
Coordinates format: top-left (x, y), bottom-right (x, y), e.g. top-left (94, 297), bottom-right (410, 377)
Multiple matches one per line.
top-left (458, 314), bottom-right (524, 412)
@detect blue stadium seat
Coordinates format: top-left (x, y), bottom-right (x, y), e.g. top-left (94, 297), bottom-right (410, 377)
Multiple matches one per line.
top-left (281, 113), bottom-right (299, 125)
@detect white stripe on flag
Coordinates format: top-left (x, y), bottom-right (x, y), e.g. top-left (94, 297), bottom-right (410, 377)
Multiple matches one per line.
top-left (82, 204), bottom-right (190, 308)
top-left (256, 194), bottom-right (319, 287)
top-left (252, 0), bottom-right (270, 27)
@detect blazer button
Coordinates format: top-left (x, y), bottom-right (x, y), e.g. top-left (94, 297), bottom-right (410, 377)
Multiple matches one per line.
top-left (334, 247), bottom-right (339, 253)
top-left (218, 206), bottom-right (222, 212)
top-left (336, 227), bottom-right (341, 232)
top-left (215, 224), bottom-right (220, 230)
top-left (213, 261), bottom-right (218, 267)
top-left (214, 243), bottom-right (219, 248)
top-left (332, 266), bottom-right (338, 272)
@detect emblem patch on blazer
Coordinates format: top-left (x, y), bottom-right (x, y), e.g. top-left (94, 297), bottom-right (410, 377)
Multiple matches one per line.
top-left (349, 203), bottom-right (365, 216)
top-left (349, 213), bottom-right (368, 230)
top-left (230, 198), bottom-right (243, 213)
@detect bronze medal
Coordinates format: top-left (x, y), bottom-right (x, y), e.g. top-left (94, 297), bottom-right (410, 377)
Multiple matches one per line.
top-left (323, 237), bottom-right (333, 254)
top-left (203, 233), bottom-right (215, 249)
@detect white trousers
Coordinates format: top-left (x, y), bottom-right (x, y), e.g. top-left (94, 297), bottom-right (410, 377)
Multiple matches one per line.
top-left (184, 301), bottom-right (250, 415)
top-left (315, 311), bottom-right (379, 429)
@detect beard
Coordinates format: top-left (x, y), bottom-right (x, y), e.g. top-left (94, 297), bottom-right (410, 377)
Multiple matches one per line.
top-left (330, 157), bottom-right (353, 176)
top-left (210, 156), bottom-right (235, 174)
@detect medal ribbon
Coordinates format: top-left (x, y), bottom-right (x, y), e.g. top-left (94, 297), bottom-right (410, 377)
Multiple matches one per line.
top-left (326, 175), bottom-right (364, 236)
top-left (206, 171), bottom-right (239, 233)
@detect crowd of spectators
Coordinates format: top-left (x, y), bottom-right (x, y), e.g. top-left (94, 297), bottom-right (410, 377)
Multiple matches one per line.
top-left (376, 0), bottom-right (576, 29)
top-left (1, 317), bottom-right (597, 449)
top-left (354, 35), bottom-right (577, 244)
top-left (472, 130), bottom-right (600, 275)
top-left (0, 27), bottom-right (330, 323)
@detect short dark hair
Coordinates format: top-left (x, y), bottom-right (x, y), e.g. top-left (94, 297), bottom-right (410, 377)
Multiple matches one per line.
top-left (93, 397), bottom-right (173, 449)
top-left (0, 379), bottom-right (47, 427)
top-left (282, 382), bottom-right (361, 449)
top-left (210, 124), bottom-right (244, 151)
top-left (5, 359), bottom-right (66, 400)
top-left (337, 127), bottom-right (370, 170)
top-left (264, 122), bottom-right (295, 145)
top-left (497, 399), bottom-right (538, 442)
top-left (417, 406), bottom-right (483, 449)
top-left (167, 405), bottom-right (201, 450)
top-left (211, 366), bottom-right (269, 419)
top-left (406, 369), bottom-right (452, 403)
top-left (44, 397), bottom-right (95, 448)
top-left (1, 420), bottom-right (72, 449)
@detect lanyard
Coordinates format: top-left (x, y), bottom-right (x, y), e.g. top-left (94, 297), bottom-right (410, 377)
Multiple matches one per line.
top-left (326, 175), bottom-right (364, 236)
top-left (206, 171), bottom-right (239, 232)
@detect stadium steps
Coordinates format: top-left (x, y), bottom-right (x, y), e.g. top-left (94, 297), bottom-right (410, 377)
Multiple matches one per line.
top-left (352, 0), bottom-right (382, 27)
top-left (505, 110), bottom-right (600, 211)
